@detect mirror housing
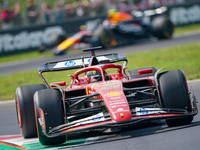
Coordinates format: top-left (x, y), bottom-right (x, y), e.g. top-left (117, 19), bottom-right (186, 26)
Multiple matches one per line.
top-left (50, 81), bottom-right (66, 87)
top-left (138, 68), bottom-right (153, 75)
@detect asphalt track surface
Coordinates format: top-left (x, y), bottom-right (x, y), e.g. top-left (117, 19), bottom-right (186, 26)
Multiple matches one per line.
top-left (0, 32), bottom-right (200, 75)
top-left (0, 80), bottom-right (199, 150)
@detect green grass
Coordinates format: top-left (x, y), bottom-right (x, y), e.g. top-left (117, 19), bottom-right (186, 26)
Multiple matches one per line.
top-left (0, 42), bottom-right (200, 101)
top-left (0, 48), bottom-right (82, 64)
top-left (127, 43), bottom-right (200, 80)
top-left (0, 51), bottom-right (52, 64)
top-left (174, 23), bottom-right (200, 35)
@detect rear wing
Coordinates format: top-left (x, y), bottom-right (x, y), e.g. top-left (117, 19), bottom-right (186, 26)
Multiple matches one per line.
top-left (38, 53), bottom-right (127, 72)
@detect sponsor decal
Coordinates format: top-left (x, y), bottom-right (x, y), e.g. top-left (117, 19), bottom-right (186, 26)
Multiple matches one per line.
top-left (65, 61), bottom-right (76, 66)
top-left (111, 104), bottom-right (127, 108)
top-left (113, 108), bottom-right (130, 113)
top-left (139, 108), bottom-right (148, 115)
top-left (109, 99), bottom-right (125, 103)
top-left (109, 100), bottom-right (126, 107)
top-left (109, 101), bottom-right (126, 106)
top-left (110, 96), bottom-right (121, 100)
top-left (100, 84), bottom-right (119, 91)
top-left (135, 107), bottom-right (167, 116)
top-left (92, 114), bottom-right (101, 122)
top-left (93, 80), bottom-right (120, 87)
top-left (118, 23), bottom-right (143, 35)
top-left (109, 99), bottom-right (127, 108)
top-left (117, 108), bottom-right (124, 112)
top-left (105, 92), bottom-right (122, 97)
top-left (0, 26), bottom-right (64, 53)
top-left (170, 5), bottom-right (200, 26)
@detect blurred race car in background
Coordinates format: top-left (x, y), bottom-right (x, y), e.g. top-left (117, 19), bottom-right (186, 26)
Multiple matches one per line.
top-left (50, 6), bottom-right (174, 55)
top-left (15, 46), bottom-right (197, 146)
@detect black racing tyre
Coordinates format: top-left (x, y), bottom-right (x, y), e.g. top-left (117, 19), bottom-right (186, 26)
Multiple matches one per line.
top-left (126, 67), bottom-right (157, 79)
top-left (15, 84), bottom-right (47, 138)
top-left (151, 16), bottom-right (174, 39)
top-left (91, 25), bottom-right (126, 48)
top-left (100, 28), bottom-right (117, 49)
top-left (34, 89), bottom-right (66, 145)
top-left (158, 70), bottom-right (193, 127)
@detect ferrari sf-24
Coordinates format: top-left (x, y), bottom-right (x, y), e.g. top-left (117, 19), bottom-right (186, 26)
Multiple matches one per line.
top-left (15, 46), bottom-right (197, 145)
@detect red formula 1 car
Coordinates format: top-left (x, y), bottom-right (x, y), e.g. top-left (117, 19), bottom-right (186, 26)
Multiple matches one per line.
top-left (15, 47), bottom-right (197, 145)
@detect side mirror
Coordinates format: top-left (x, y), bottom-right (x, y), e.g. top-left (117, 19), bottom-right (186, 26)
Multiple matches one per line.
top-left (50, 81), bottom-right (66, 87)
top-left (138, 68), bottom-right (153, 75)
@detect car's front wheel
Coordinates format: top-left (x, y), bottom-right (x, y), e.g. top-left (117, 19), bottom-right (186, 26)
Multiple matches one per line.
top-left (34, 89), bottom-right (66, 145)
top-left (158, 70), bottom-right (193, 127)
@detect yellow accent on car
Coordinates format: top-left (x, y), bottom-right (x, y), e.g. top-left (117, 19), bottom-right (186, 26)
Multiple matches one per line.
top-left (106, 92), bottom-right (121, 97)
top-left (57, 38), bottom-right (75, 51)
top-left (111, 40), bottom-right (117, 46)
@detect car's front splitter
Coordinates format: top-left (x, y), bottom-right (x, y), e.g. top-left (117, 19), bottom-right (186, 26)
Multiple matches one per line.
top-left (45, 109), bottom-right (197, 138)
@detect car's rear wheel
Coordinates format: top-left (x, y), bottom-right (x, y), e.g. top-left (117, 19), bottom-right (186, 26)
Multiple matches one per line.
top-left (15, 84), bottom-right (47, 138)
top-left (158, 70), bottom-right (193, 127)
top-left (34, 89), bottom-right (66, 145)
top-left (100, 28), bottom-right (117, 49)
top-left (151, 16), bottom-right (174, 39)
top-left (127, 67), bottom-right (157, 79)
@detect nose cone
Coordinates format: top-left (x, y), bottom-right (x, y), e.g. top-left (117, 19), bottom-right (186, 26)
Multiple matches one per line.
top-left (92, 80), bottom-right (132, 121)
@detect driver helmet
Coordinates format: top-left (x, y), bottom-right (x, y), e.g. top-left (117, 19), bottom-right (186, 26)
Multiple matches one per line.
top-left (87, 70), bottom-right (102, 83)
top-left (107, 9), bottom-right (117, 21)
top-left (107, 9), bottom-right (133, 23)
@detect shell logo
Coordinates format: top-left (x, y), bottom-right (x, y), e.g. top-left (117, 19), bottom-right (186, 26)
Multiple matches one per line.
top-left (106, 92), bottom-right (121, 97)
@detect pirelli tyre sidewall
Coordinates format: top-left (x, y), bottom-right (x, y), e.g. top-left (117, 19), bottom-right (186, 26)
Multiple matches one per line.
top-left (151, 16), bottom-right (174, 39)
top-left (158, 69), bottom-right (193, 127)
top-left (34, 89), bottom-right (66, 145)
top-left (15, 84), bottom-right (47, 138)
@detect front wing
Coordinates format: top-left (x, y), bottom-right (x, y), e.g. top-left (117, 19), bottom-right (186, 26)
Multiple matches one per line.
top-left (43, 91), bottom-right (197, 138)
